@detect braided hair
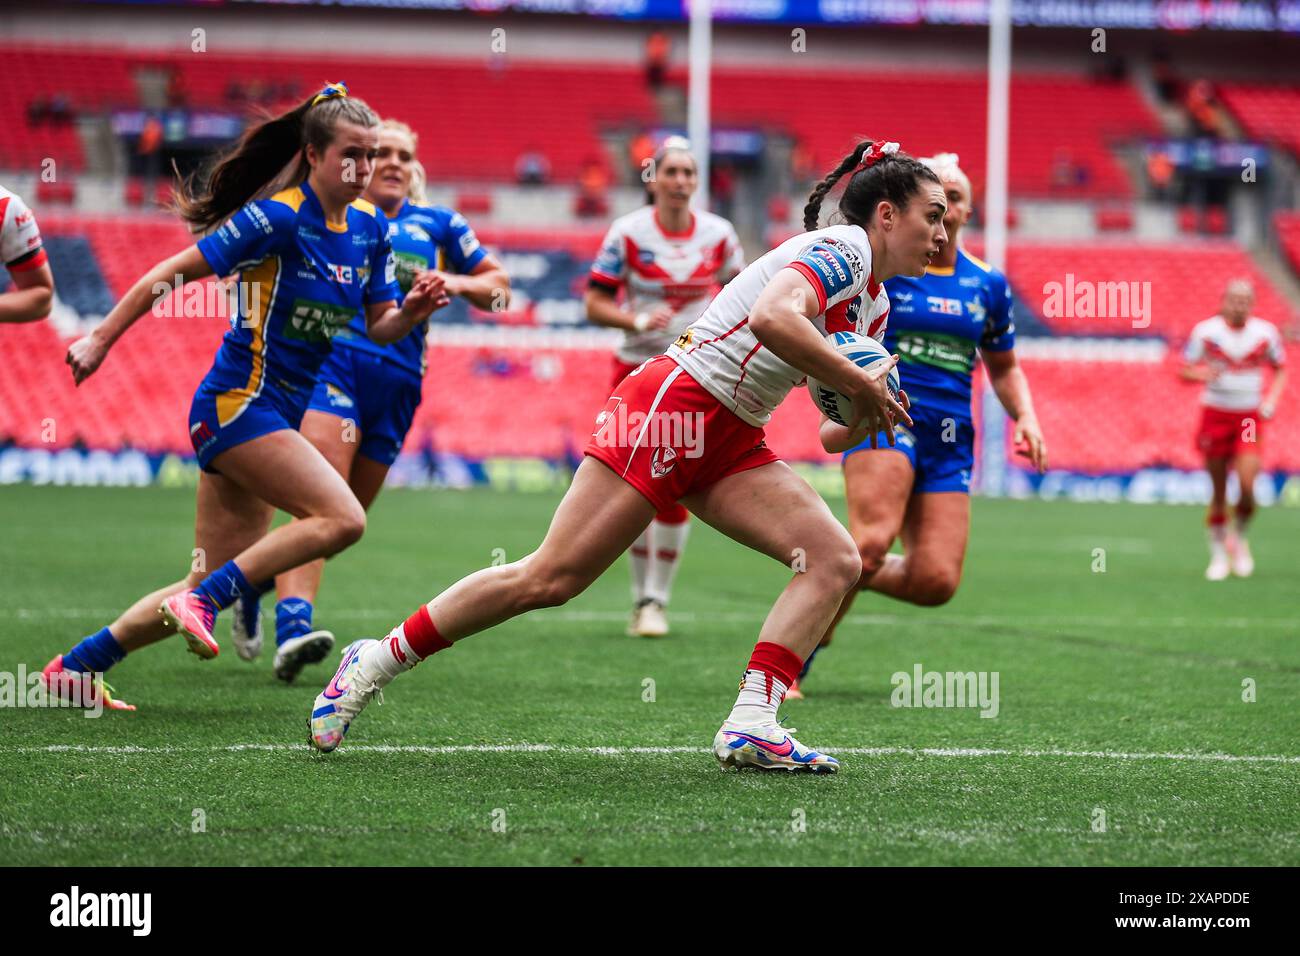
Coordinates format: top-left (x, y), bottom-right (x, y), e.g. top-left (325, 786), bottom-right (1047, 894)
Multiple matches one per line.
top-left (802, 139), bottom-right (940, 232)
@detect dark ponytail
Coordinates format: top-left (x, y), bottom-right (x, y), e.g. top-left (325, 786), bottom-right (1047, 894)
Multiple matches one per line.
top-left (174, 84), bottom-right (379, 232)
top-left (803, 139), bottom-right (940, 232)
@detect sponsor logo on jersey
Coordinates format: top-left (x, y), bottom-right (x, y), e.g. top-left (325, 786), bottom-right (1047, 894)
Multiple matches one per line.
top-left (298, 226), bottom-right (322, 243)
top-left (637, 248), bottom-right (656, 264)
top-left (821, 236), bottom-right (864, 274)
top-left (225, 219), bottom-right (241, 239)
top-left (796, 243), bottom-right (853, 297)
top-left (650, 445), bottom-right (678, 479)
top-left (927, 296), bottom-right (964, 316)
top-left (673, 328), bottom-right (694, 349)
top-left (325, 384), bottom-right (355, 409)
top-left (247, 205), bottom-right (273, 234)
top-left (287, 299), bottom-right (358, 343)
top-left (959, 275), bottom-right (982, 288)
top-left (327, 264), bottom-right (353, 284)
top-left (459, 230), bottom-right (481, 258)
top-left (895, 331), bottom-right (977, 374)
top-left (393, 251), bottom-right (429, 292)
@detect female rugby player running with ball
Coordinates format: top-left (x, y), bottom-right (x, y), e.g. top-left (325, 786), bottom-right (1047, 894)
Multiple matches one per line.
top-left (794, 152), bottom-right (1046, 697)
top-left (308, 140), bottom-right (943, 773)
top-left (585, 136), bottom-right (744, 637)
top-left (42, 85), bottom-right (444, 709)
top-left (235, 119), bottom-right (511, 682)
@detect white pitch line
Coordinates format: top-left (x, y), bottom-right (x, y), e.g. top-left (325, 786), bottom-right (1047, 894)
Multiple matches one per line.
top-left (6, 608), bottom-right (1299, 630)
top-left (6, 743), bottom-right (1299, 764)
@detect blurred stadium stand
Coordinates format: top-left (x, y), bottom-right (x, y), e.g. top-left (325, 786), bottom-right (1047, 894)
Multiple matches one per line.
top-left (1, 10), bottom-right (1297, 487)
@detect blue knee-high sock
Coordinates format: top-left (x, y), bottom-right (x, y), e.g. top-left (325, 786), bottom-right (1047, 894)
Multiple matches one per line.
top-left (798, 646), bottom-right (822, 681)
top-left (193, 560), bottom-right (258, 612)
top-left (63, 627), bottom-right (126, 674)
top-left (276, 598), bottom-right (314, 646)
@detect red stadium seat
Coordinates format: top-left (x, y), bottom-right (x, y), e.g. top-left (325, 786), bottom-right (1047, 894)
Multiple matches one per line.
top-left (1006, 241), bottom-right (1290, 339)
top-left (1219, 83), bottom-right (1300, 158)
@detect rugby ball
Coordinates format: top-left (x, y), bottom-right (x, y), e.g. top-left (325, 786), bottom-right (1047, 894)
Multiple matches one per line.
top-left (807, 331), bottom-right (901, 427)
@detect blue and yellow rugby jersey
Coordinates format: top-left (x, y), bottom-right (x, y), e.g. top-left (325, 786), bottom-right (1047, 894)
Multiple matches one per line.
top-left (330, 200), bottom-right (487, 377)
top-left (882, 248), bottom-right (1015, 420)
top-left (195, 180), bottom-right (401, 426)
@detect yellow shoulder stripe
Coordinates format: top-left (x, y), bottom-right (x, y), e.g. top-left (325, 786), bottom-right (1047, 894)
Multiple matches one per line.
top-left (268, 187), bottom-right (306, 212)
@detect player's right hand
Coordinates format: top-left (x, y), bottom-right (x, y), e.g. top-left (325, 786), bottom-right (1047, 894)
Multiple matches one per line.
top-left (845, 355), bottom-right (911, 448)
top-left (634, 304), bottom-right (675, 332)
top-left (66, 334), bottom-right (109, 386)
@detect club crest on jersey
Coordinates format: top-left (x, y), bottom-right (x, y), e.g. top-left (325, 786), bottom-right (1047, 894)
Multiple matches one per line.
top-left (650, 445), bottom-right (678, 479)
top-left (673, 328), bottom-right (694, 349)
top-left (402, 222), bottom-right (432, 243)
top-left (637, 249), bottom-right (656, 264)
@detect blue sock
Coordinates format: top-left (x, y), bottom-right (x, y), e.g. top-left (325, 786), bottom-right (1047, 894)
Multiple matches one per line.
top-left (276, 598), bottom-right (314, 646)
top-left (798, 646), bottom-right (821, 681)
top-left (63, 627), bottom-right (126, 674)
top-left (193, 560), bottom-right (258, 612)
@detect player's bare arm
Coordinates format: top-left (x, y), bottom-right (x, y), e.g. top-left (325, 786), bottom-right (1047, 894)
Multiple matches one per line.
top-left (364, 270), bottom-right (447, 344)
top-left (66, 244), bottom-right (214, 384)
top-left (1179, 359), bottom-right (1218, 383)
top-left (584, 284), bottom-right (673, 331)
top-left (0, 257), bottom-right (54, 324)
top-left (983, 347), bottom-right (1047, 472)
top-left (749, 267), bottom-right (910, 442)
top-left (429, 254), bottom-right (510, 311)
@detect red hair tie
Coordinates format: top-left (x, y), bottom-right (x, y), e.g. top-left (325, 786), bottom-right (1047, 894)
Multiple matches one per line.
top-left (853, 140), bottom-right (900, 173)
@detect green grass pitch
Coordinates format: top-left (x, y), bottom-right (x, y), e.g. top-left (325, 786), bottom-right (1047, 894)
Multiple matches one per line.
top-left (2, 484), bottom-right (1298, 866)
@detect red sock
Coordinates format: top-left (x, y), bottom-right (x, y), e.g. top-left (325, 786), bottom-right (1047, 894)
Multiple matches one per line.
top-left (746, 641), bottom-right (803, 690)
top-left (400, 604), bottom-right (452, 660)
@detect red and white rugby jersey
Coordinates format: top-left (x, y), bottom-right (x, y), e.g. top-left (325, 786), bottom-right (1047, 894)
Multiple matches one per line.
top-left (0, 184), bottom-right (47, 274)
top-left (1183, 315), bottom-right (1285, 411)
top-left (667, 223), bottom-right (889, 427)
top-left (589, 205), bottom-right (745, 365)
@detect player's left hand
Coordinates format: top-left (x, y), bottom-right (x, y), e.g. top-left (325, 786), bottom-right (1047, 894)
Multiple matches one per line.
top-left (424, 269), bottom-right (464, 299)
top-left (402, 271), bottom-right (451, 321)
top-left (66, 333), bottom-right (109, 386)
top-left (1014, 416), bottom-right (1048, 473)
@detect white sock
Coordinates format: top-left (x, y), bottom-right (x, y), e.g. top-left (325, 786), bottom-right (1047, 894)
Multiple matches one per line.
top-left (645, 518), bottom-right (690, 606)
top-left (726, 669), bottom-right (788, 727)
top-left (1208, 523), bottom-right (1229, 556)
top-left (360, 626), bottom-right (422, 684)
top-left (628, 527), bottom-right (651, 604)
